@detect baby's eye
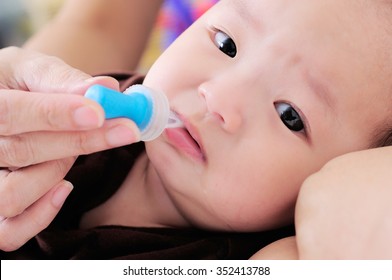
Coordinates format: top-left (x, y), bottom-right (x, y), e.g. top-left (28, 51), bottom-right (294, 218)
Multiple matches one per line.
top-left (214, 30), bottom-right (237, 58)
top-left (275, 103), bottom-right (304, 132)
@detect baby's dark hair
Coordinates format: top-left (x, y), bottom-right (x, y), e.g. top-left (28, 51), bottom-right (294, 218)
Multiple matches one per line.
top-left (370, 123), bottom-right (392, 148)
top-left (365, 1), bottom-right (392, 148)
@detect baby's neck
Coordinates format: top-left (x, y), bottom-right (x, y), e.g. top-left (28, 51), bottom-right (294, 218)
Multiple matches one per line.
top-left (79, 152), bottom-right (188, 229)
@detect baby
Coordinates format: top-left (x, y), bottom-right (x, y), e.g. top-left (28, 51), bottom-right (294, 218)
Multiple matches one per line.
top-left (86, 0), bottom-right (392, 231)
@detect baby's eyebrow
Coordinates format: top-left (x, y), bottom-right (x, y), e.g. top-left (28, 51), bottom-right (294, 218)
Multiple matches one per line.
top-left (304, 70), bottom-right (336, 112)
top-left (230, 1), bottom-right (251, 18)
top-left (228, 1), bottom-right (262, 31)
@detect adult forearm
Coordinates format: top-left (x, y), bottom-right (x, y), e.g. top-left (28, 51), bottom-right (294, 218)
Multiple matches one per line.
top-left (24, 0), bottom-right (163, 74)
top-left (295, 147), bottom-right (392, 259)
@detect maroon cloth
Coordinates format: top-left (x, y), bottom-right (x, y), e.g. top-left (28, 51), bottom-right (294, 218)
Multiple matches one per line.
top-left (1, 73), bottom-right (294, 260)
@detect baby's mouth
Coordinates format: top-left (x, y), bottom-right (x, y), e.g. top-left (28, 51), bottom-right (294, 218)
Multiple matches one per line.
top-left (186, 127), bottom-right (202, 152)
top-left (165, 122), bottom-right (205, 162)
top-left (183, 118), bottom-right (206, 161)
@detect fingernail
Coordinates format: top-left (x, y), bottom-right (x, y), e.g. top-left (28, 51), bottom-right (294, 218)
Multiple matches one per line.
top-left (84, 76), bottom-right (120, 89)
top-left (105, 124), bottom-right (140, 147)
top-left (73, 105), bottom-right (103, 128)
top-left (84, 77), bottom-right (100, 83)
top-left (51, 182), bottom-right (73, 208)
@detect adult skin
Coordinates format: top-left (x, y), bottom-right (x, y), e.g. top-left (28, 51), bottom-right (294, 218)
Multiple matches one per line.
top-left (251, 147), bottom-right (392, 259)
top-left (24, 0), bottom-right (163, 74)
top-left (295, 146), bottom-right (392, 259)
top-left (0, 47), bottom-right (139, 251)
top-left (1, 0), bottom-right (163, 252)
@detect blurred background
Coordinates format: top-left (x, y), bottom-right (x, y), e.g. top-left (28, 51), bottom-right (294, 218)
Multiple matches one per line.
top-left (0, 0), bottom-right (218, 70)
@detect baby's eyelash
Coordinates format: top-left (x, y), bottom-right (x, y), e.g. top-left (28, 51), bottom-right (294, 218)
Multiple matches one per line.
top-left (275, 101), bottom-right (310, 138)
top-left (209, 27), bottom-right (237, 58)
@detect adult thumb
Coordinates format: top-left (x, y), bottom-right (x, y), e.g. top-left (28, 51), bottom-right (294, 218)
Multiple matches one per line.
top-left (6, 47), bottom-right (119, 95)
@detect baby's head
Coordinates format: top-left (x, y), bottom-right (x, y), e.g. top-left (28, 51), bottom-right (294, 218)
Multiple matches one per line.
top-left (142, 0), bottom-right (392, 232)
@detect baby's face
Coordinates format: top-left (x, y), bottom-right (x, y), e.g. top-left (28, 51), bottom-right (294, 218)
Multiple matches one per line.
top-left (143, 0), bottom-right (392, 231)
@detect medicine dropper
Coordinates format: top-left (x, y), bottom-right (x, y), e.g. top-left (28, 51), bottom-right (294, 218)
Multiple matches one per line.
top-left (85, 84), bottom-right (183, 141)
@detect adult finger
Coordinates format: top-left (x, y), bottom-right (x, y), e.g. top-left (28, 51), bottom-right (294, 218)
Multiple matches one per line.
top-left (0, 119), bottom-right (140, 168)
top-left (0, 119), bottom-right (139, 167)
top-left (0, 180), bottom-right (73, 252)
top-left (0, 90), bottom-right (105, 135)
top-left (0, 46), bottom-right (120, 95)
top-left (0, 157), bottom-right (75, 218)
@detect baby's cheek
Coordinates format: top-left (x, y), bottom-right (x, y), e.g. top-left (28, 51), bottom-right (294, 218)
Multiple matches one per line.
top-left (207, 179), bottom-right (292, 231)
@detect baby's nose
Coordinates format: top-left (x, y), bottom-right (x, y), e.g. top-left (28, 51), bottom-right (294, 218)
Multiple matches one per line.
top-left (198, 83), bottom-right (243, 134)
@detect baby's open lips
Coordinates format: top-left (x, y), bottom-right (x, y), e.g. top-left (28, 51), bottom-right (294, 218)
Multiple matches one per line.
top-left (185, 127), bottom-right (202, 152)
top-left (165, 119), bottom-right (206, 161)
top-left (183, 118), bottom-right (206, 159)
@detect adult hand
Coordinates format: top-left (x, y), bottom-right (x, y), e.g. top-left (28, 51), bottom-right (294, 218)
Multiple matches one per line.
top-left (0, 47), bottom-right (140, 251)
top-left (295, 146), bottom-right (392, 259)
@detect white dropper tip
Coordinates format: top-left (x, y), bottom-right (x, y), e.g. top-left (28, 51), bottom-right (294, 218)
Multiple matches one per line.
top-left (166, 111), bottom-right (184, 128)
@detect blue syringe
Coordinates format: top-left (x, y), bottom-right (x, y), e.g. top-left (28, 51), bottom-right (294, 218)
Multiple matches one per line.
top-left (85, 84), bottom-right (183, 141)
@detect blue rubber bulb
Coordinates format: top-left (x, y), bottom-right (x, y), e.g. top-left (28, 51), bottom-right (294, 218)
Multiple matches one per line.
top-left (85, 84), bottom-right (153, 130)
top-left (85, 84), bottom-right (174, 141)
